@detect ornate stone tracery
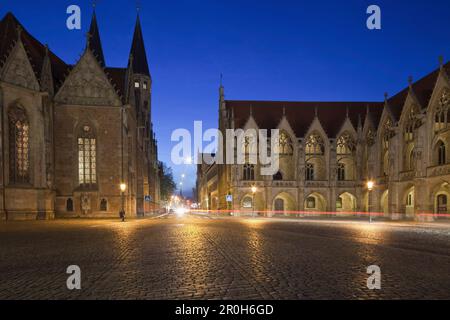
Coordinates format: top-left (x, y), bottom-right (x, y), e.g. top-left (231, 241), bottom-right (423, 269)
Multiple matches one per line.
top-left (1, 40), bottom-right (40, 91)
top-left (8, 105), bottom-right (30, 184)
top-left (55, 51), bottom-right (121, 106)
top-left (434, 89), bottom-right (450, 132)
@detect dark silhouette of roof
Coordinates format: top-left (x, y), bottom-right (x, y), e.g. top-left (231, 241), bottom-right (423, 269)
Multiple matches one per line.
top-left (387, 62), bottom-right (450, 120)
top-left (0, 12), bottom-right (70, 91)
top-left (129, 14), bottom-right (150, 76)
top-left (227, 100), bottom-right (384, 138)
top-left (0, 12), bottom-right (130, 100)
top-left (105, 67), bottom-right (126, 99)
top-left (227, 62), bottom-right (450, 137)
top-left (88, 11), bottom-right (106, 68)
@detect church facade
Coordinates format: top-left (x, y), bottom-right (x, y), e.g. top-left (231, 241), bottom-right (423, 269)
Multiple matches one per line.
top-left (0, 12), bottom-right (160, 220)
top-left (198, 59), bottom-right (450, 220)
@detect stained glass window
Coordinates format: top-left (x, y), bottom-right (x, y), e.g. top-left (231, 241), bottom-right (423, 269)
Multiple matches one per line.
top-left (78, 126), bottom-right (97, 185)
top-left (9, 106), bottom-right (30, 184)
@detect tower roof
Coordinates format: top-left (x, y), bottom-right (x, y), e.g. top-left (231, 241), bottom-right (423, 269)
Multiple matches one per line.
top-left (88, 11), bottom-right (105, 67)
top-left (129, 14), bottom-right (150, 76)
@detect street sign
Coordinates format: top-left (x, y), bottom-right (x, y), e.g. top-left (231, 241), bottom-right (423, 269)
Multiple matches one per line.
top-left (145, 195), bottom-right (152, 202)
top-left (226, 195), bottom-right (232, 202)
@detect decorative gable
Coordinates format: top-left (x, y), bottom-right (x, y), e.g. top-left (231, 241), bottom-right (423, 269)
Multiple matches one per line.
top-left (0, 39), bottom-right (40, 91)
top-left (55, 50), bottom-right (121, 106)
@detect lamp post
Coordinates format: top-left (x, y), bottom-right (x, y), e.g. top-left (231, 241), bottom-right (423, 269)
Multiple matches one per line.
top-left (367, 180), bottom-right (375, 223)
top-left (120, 182), bottom-right (127, 221)
top-left (251, 186), bottom-right (257, 217)
top-left (179, 181), bottom-right (183, 198)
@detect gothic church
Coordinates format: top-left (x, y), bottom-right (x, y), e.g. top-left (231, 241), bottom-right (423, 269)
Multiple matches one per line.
top-left (0, 11), bottom-right (160, 219)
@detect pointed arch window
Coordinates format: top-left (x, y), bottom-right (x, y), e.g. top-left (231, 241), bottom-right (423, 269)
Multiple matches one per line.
top-left (277, 131), bottom-right (293, 155)
top-left (305, 162), bottom-right (314, 181)
top-left (437, 140), bottom-right (446, 166)
top-left (381, 118), bottom-right (394, 176)
top-left (305, 133), bottom-right (324, 155)
top-left (366, 128), bottom-right (376, 147)
top-left (66, 198), bottom-right (74, 212)
top-left (336, 133), bottom-right (355, 155)
top-left (306, 196), bottom-right (316, 209)
top-left (78, 125), bottom-right (97, 186)
top-left (243, 135), bottom-right (254, 155)
top-left (404, 105), bottom-right (419, 142)
top-left (243, 164), bottom-right (255, 181)
top-left (9, 106), bottom-right (30, 184)
top-left (337, 163), bottom-right (346, 181)
top-left (434, 90), bottom-right (450, 133)
top-left (408, 148), bottom-right (415, 170)
top-left (382, 118), bottom-right (394, 149)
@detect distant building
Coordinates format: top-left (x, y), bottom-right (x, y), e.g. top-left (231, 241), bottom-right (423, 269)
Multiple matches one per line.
top-left (197, 153), bottom-right (218, 210)
top-left (0, 11), bottom-right (160, 219)
top-left (198, 60), bottom-right (450, 220)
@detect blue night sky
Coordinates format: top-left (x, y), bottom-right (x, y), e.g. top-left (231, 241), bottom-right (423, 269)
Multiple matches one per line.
top-left (2, 0), bottom-right (450, 196)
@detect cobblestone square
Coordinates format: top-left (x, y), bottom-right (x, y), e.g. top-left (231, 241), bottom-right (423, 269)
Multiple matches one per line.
top-left (0, 216), bottom-right (449, 300)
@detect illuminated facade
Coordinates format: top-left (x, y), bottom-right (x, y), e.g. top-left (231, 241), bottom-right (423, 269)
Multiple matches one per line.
top-left (0, 12), bottom-right (160, 219)
top-left (202, 59), bottom-right (450, 220)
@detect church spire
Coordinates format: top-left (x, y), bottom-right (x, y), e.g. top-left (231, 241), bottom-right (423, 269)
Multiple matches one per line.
top-left (129, 13), bottom-right (150, 76)
top-left (88, 10), bottom-right (105, 67)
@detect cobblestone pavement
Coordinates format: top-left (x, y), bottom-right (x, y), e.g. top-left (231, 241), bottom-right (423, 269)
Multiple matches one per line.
top-left (0, 215), bottom-right (449, 299)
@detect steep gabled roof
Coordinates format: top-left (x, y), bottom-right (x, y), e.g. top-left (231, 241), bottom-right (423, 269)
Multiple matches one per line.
top-left (0, 12), bottom-right (70, 91)
top-left (88, 11), bottom-right (106, 67)
top-left (105, 67), bottom-right (127, 101)
top-left (129, 14), bottom-right (150, 76)
top-left (387, 62), bottom-right (450, 120)
top-left (226, 100), bottom-right (384, 138)
top-left (227, 61), bottom-right (450, 137)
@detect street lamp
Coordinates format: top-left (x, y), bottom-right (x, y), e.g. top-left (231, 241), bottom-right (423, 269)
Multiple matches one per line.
top-left (120, 183), bottom-right (127, 221)
top-left (367, 180), bottom-right (375, 223)
top-left (179, 181), bottom-right (183, 198)
top-left (251, 186), bottom-right (257, 217)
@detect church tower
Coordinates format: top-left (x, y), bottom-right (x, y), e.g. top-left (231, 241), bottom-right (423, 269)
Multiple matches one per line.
top-left (128, 13), bottom-right (152, 126)
top-left (126, 13), bottom-right (157, 215)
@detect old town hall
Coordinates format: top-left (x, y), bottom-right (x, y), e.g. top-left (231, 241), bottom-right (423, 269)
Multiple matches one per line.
top-left (0, 11), bottom-right (160, 219)
top-left (198, 59), bottom-right (450, 220)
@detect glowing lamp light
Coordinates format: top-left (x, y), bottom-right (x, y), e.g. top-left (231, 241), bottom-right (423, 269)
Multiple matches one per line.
top-left (175, 207), bottom-right (187, 216)
top-left (251, 186), bottom-right (257, 194)
top-left (120, 183), bottom-right (127, 192)
top-left (367, 181), bottom-right (375, 191)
